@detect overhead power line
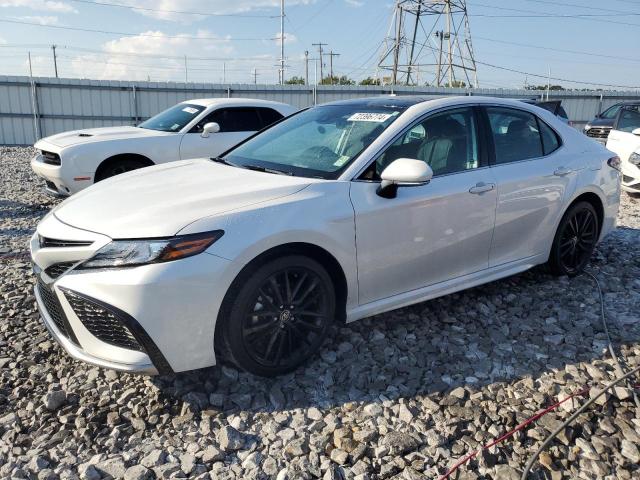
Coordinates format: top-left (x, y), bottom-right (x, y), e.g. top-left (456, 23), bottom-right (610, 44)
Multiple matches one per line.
top-left (521, 0), bottom-right (639, 15)
top-left (0, 18), bottom-right (276, 41)
top-left (67, 0), bottom-right (277, 17)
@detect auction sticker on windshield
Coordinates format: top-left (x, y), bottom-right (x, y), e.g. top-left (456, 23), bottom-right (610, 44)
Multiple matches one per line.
top-left (348, 112), bottom-right (395, 122)
top-left (182, 107), bottom-right (200, 114)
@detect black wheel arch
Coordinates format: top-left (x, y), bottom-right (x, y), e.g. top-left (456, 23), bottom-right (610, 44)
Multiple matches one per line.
top-left (94, 153), bottom-right (154, 181)
top-left (215, 242), bottom-right (349, 359)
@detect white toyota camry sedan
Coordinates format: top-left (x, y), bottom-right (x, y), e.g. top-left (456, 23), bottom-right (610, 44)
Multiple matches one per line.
top-left (31, 96), bottom-right (621, 377)
top-left (30, 98), bottom-right (295, 196)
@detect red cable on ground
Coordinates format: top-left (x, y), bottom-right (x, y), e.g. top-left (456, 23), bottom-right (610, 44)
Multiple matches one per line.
top-left (438, 386), bottom-right (590, 480)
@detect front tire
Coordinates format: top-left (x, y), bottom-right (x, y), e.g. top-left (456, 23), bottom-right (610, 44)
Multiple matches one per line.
top-left (548, 201), bottom-right (599, 276)
top-left (218, 255), bottom-right (336, 377)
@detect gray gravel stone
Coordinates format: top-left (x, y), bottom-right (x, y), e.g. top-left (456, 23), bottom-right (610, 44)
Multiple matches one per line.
top-left (1, 146), bottom-right (639, 480)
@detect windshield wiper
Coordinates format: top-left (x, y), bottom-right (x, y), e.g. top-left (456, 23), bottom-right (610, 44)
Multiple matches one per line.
top-left (242, 164), bottom-right (294, 176)
top-left (211, 156), bottom-right (235, 166)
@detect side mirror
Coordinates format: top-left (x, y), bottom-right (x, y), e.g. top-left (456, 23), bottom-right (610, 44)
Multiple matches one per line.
top-left (377, 158), bottom-right (433, 199)
top-left (632, 128), bottom-right (640, 136)
top-left (201, 122), bottom-right (220, 138)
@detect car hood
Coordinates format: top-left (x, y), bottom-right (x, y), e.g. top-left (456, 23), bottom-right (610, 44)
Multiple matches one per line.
top-left (53, 159), bottom-right (316, 238)
top-left (41, 126), bottom-right (171, 148)
top-left (586, 117), bottom-right (614, 129)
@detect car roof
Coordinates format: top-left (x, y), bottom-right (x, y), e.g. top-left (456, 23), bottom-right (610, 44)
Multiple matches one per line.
top-left (182, 98), bottom-right (292, 108)
top-left (320, 95), bottom-right (556, 113)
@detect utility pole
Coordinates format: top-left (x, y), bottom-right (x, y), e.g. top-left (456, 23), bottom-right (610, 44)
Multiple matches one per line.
top-left (223, 62), bottom-right (226, 83)
top-left (446, 0), bottom-right (453, 87)
top-left (304, 50), bottom-right (309, 85)
top-left (184, 55), bottom-right (188, 83)
top-left (312, 42), bottom-right (327, 84)
top-left (328, 50), bottom-right (340, 84)
top-left (253, 68), bottom-right (259, 84)
top-left (279, 0), bottom-right (285, 84)
top-left (51, 45), bottom-right (58, 78)
top-left (28, 51), bottom-right (33, 77)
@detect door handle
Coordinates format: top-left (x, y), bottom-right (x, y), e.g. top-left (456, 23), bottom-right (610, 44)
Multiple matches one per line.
top-left (554, 166), bottom-right (573, 176)
top-left (469, 182), bottom-right (495, 194)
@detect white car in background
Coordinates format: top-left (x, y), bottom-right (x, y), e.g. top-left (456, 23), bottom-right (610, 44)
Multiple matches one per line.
top-left (30, 98), bottom-right (296, 196)
top-left (605, 103), bottom-right (640, 194)
top-left (31, 96), bottom-right (620, 377)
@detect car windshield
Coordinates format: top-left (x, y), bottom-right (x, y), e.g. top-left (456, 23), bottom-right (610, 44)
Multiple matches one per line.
top-left (223, 104), bottom-right (403, 179)
top-left (138, 103), bottom-right (205, 132)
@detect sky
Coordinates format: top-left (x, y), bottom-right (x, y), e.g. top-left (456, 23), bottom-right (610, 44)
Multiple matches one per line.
top-left (0, 0), bottom-right (639, 90)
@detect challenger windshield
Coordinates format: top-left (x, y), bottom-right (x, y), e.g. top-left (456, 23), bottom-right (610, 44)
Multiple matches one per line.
top-left (139, 103), bottom-right (205, 132)
top-left (223, 104), bottom-right (403, 179)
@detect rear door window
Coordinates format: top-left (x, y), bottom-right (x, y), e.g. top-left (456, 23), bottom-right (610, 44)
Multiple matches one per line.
top-left (538, 119), bottom-right (561, 155)
top-left (485, 107), bottom-right (543, 164)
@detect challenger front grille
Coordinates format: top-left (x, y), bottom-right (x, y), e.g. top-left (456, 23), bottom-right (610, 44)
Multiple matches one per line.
top-left (44, 261), bottom-right (75, 279)
top-left (41, 150), bottom-right (61, 166)
top-left (39, 236), bottom-right (93, 248)
top-left (586, 127), bottom-right (611, 139)
top-left (63, 291), bottom-right (143, 352)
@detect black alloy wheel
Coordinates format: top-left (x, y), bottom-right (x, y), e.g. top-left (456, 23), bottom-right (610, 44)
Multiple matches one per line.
top-left (220, 255), bottom-right (335, 377)
top-left (548, 201), bottom-right (599, 276)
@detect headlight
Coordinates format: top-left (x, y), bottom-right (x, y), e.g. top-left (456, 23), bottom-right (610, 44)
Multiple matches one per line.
top-left (630, 152), bottom-right (640, 166)
top-left (78, 230), bottom-right (224, 269)
top-left (583, 124), bottom-right (591, 132)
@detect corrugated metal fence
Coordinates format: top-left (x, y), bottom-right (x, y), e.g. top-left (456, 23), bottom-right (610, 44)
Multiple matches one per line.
top-left (2, 75), bottom-right (640, 145)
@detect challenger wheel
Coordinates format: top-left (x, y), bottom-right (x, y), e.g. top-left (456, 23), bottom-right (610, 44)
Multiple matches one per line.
top-left (95, 158), bottom-right (149, 182)
top-left (548, 201), bottom-right (599, 277)
top-left (219, 255), bottom-right (336, 377)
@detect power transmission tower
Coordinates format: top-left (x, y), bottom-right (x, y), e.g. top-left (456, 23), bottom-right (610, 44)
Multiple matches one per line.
top-left (377, 1), bottom-right (478, 88)
top-left (51, 44), bottom-right (58, 78)
top-left (328, 50), bottom-right (340, 84)
top-left (312, 42), bottom-right (327, 83)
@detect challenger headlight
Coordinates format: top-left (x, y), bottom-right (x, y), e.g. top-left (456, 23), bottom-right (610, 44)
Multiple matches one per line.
top-left (630, 152), bottom-right (640, 166)
top-left (78, 230), bottom-right (224, 269)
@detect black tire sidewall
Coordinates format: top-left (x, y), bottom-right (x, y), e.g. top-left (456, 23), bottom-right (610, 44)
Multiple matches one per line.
top-left (220, 255), bottom-right (336, 377)
top-left (549, 201), bottom-right (599, 277)
top-left (96, 158), bottom-right (146, 182)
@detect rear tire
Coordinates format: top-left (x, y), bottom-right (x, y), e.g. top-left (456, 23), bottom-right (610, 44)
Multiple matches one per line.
top-left (95, 158), bottom-right (149, 182)
top-left (547, 201), bottom-right (599, 277)
top-left (218, 255), bottom-right (336, 377)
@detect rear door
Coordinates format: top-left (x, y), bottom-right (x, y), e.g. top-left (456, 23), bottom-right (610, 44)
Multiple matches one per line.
top-left (179, 107), bottom-right (263, 159)
top-left (483, 106), bottom-right (578, 267)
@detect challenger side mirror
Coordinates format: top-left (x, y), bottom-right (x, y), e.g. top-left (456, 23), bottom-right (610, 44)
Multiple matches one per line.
top-left (632, 128), bottom-right (640, 136)
top-left (201, 122), bottom-right (220, 138)
top-left (376, 158), bottom-right (433, 199)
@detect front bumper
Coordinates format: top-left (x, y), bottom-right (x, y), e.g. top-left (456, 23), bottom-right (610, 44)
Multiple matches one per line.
top-left (31, 215), bottom-right (237, 374)
top-left (35, 282), bottom-right (159, 374)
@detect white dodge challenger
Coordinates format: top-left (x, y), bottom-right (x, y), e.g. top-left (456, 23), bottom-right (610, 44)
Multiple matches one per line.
top-left (30, 98), bottom-right (296, 196)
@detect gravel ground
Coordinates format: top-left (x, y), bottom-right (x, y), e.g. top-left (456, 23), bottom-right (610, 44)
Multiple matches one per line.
top-left (1, 146), bottom-right (639, 480)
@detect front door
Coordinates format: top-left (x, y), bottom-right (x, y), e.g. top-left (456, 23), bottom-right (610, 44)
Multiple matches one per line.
top-left (179, 107), bottom-right (261, 160)
top-left (349, 106), bottom-right (497, 305)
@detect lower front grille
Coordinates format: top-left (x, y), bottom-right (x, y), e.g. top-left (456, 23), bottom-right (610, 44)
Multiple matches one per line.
top-left (63, 291), bottom-right (143, 352)
top-left (37, 279), bottom-right (79, 345)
